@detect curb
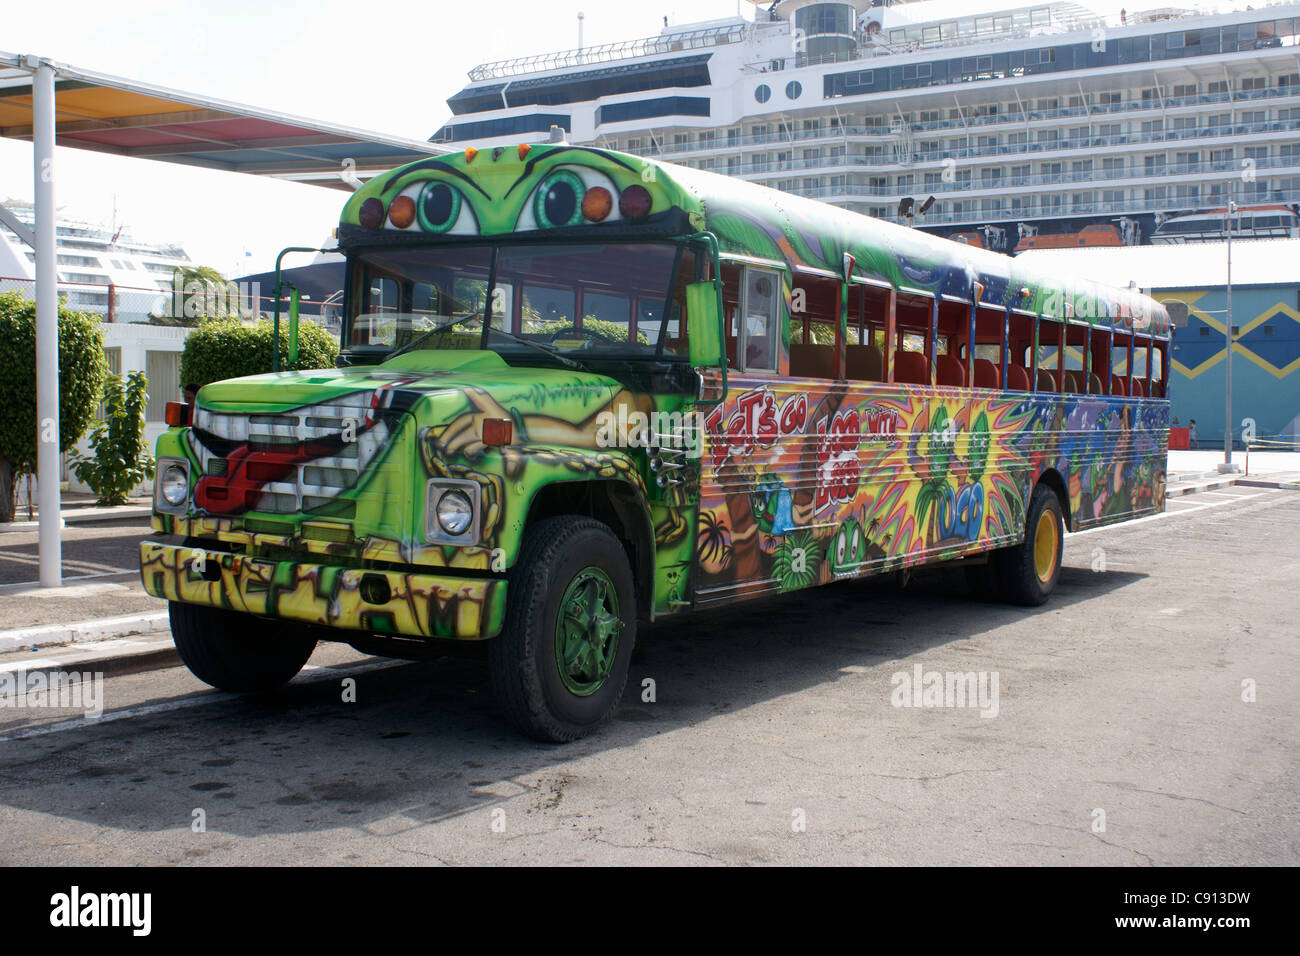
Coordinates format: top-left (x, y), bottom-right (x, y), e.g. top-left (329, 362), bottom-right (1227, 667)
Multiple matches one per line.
top-left (1237, 477), bottom-right (1300, 491)
top-left (1166, 477), bottom-right (1240, 498)
top-left (0, 507), bottom-right (151, 532)
top-left (0, 611), bottom-right (169, 654)
top-left (0, 639), bottom-right (179, 680)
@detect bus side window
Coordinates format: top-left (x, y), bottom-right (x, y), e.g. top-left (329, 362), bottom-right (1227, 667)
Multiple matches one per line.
top-left (720, 264), bottom-right (742, 369)
top-left (739, 267), bottom-right (781, 373)
top-left (1131, 340), bottom-right (1149, 397)
top-left (789, 273), bottom-right (839, 379)
top-left (1003, 312), bottom-right (1032, 390)
top-left (846, 285), bottom-right (888, 382)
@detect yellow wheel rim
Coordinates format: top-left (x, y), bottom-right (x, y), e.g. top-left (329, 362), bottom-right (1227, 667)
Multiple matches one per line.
top-left (1033, 509), bottom-right (1059, 584)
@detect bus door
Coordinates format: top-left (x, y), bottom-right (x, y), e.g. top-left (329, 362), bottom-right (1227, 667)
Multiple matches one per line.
top-left (695, 263), bottom-right (790, 604)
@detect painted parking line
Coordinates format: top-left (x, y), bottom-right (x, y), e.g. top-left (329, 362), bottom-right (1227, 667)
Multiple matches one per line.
top-left (0, 569), bottom-right (138, 593)
top-left (1068, 492), bottom-right (1269, 537)
top-left (0, 657), bottom-right (407, 743)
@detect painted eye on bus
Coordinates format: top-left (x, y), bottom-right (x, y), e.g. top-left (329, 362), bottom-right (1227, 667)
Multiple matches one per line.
top-left (384, 181), bottom-right (479, 235)
top-left (516, 166), bottom-right (626, 231)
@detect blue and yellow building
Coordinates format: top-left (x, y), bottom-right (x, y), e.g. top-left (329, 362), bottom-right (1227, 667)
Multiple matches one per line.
top-left (1022, 239), bottom-right (1300, 446)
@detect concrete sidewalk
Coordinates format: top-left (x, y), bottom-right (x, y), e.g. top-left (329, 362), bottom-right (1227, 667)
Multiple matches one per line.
top-left (0, 492), bottom-right (152, 532)
top-left (1166, 449), bottom-right (1300, 495)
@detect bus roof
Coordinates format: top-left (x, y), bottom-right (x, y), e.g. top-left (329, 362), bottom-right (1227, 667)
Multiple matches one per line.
top-left (339, 144), bottom-right (1170, 339)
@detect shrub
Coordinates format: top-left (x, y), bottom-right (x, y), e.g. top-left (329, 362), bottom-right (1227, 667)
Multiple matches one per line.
top-left (180, 318), bottom-right (338, 388)
top-left (0, 291), bottom-right (107, 522)
top-left (69, 371), bottom-right (154, 505)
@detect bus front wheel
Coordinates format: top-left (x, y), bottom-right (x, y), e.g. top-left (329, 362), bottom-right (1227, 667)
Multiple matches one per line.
top-left (489, 516), bottom-right (636, 743)
top-left (996, 485), bottom-right (1064, 606)
top-left (169, 602), bottom-right (317, 693)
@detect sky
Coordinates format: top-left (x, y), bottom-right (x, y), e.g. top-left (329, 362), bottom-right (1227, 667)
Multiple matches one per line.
top-left (1, 0), bottom-right (748, 279)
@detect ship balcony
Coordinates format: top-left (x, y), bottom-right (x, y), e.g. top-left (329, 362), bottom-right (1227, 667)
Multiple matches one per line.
top-left (647, 82), bottom-right (1300, 160)
top-left (814, 187), bottom-right (1300, 228)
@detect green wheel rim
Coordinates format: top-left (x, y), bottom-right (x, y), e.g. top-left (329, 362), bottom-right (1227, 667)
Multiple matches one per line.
top-left (554, 566), bottom-right (622, 697)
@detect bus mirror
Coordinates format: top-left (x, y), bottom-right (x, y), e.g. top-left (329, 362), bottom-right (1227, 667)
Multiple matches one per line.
top-left (686, 281), bottom-right (723, 370)
top-left (288, 286), bottom-right (301, 366)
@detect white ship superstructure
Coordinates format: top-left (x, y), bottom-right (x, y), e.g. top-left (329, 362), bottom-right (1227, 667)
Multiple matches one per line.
top-left (0, 199), bottom-right (193, 317)
top-left (434, 0), bottom-right (1300, 249)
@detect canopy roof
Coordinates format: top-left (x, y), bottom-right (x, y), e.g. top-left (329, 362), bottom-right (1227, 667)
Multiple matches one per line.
top-left (0, 52), bottom-right (449, 187)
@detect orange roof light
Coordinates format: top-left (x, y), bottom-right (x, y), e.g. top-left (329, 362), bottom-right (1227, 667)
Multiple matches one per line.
top-left (464, 147), bottom-right (478, 163)
top-left (388, 195), bottom-right (416, 229)
top-left (518, 143), bottom-right (531, 161)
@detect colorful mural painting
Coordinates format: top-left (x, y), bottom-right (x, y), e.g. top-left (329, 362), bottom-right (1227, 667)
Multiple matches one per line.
top-left (693, 378), bottom-right (1167, 602)
top-left (140, 143), bottom-right (1169, 738)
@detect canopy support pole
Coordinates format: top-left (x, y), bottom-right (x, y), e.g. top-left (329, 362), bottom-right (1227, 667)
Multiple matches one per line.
top-left (32, 58), bottom-right (61, 588)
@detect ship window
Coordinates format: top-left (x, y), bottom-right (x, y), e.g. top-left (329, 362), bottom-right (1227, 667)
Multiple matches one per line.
top-left (785, 80), bottom-right (802, 99)
top-left (755, 84), bottom-right (771, 103)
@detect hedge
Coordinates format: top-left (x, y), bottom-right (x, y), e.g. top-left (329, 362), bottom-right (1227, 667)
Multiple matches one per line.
top-left (180, 319), bottom-right (339, 388)
top-left (0, 291), bottom-right (107, 470)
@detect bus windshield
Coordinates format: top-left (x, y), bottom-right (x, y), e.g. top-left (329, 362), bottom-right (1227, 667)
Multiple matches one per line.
top-left (345, 241), bottom-right (694, 363)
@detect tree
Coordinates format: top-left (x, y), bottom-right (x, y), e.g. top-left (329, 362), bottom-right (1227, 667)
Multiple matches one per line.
top-left (180, 318), bottom-right (338, 388)
top-left (0, 291), bottom-right (107, 522)
top-left (150, 264), bottom-right (250, 326)
top-left (69, 371), bottom-right (155, 505)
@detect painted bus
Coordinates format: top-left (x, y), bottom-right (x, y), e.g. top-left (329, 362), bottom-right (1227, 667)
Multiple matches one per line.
top-left (140, 144), bottom-right (1170, 741)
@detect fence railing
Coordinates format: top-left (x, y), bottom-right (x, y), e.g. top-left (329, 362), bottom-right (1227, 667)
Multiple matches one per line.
top-left (0, 276), bottom-right (342, 332)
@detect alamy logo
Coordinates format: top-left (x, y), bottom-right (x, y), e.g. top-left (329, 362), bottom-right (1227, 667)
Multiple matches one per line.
top-left (49, 886), bottom-right (151, 936)
top-left (595, 407), bottom-right (704, 459)
top-left (0, 670), bottom-right (103, 718)
top-left (890, 664), bottom-right (1000, 718)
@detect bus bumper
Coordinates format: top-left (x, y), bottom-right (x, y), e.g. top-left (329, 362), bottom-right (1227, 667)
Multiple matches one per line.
top-left (139, 540), bottom-right (507, 641)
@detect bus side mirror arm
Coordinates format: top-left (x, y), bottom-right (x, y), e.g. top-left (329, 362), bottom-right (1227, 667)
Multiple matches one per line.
top-left (273, 245), bottom-right (328, 372)
top-left (685, 232), bottom-right (728, 407)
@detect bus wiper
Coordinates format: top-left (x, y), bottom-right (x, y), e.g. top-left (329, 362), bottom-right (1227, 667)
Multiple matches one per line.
top-left (389, 312), bottom-right (483, 358)
top-left (485, 327), bottom-right (583, 369)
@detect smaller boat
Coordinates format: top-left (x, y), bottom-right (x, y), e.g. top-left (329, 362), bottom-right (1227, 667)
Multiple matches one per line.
top-left (1013, 223), bottom-right (1123, 254)
top-left (1152, 204), bottom-right (1300, 243)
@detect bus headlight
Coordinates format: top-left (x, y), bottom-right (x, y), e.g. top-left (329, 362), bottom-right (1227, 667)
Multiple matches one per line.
top-left (437, 490), bottom-right (473, 535)
top-left (425, 479), bottom-right (479, 543)
top-left (155, 458), bottom-right (190, 513)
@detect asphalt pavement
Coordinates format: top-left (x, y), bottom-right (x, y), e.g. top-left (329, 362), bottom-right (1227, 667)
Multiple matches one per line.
top-left (0, 482), bottom-right (1294, 865)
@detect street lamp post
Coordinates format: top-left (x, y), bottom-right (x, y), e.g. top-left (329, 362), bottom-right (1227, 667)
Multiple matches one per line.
top-left (1224, 199), bottom-right (1235, 466)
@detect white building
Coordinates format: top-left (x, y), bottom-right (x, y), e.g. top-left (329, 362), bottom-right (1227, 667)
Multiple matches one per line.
top-left (0, 200), bottom-right (196, 498)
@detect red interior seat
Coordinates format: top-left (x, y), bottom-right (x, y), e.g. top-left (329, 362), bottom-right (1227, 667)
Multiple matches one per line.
top-left (935, 354), bottom-right (966, 387)
top-left (893, 350), bottom-right (930, 385)
top-left (972, 358), bottom-right (1000, 389)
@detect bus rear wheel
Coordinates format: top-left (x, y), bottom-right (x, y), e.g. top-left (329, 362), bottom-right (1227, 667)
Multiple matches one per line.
top-left (489, 516), bottom-right (636, 743)
top-left (996, 485), bottom-right (1064, 606)
top-left (169, 602), bottom-right (317, 693)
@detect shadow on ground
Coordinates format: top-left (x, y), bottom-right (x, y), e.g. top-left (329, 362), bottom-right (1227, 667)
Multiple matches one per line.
top-left (0, 561), bottom-right (1144, 841)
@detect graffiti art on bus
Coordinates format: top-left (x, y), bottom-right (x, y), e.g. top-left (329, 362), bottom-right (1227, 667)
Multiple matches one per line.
top-left (696, 381), bottom-right (1167, 597)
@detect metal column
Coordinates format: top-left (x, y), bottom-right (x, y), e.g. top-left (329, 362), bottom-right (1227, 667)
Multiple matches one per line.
top-left (32, 59), bottom-right (61, 587)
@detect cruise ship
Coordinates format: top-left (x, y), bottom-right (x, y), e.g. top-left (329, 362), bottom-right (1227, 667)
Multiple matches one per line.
top-left (0, 199), bottom-right (194, 320)
top-left (433, 0), bottom-right (1300, 251)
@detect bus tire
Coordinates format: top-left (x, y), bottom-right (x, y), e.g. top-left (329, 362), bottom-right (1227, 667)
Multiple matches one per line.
top-left (996, 485), bottom-right (1064, 606)
top-left (169, 602), bottom-right (317, 694)
top-left (489, 516), bottom-right (636, 743)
